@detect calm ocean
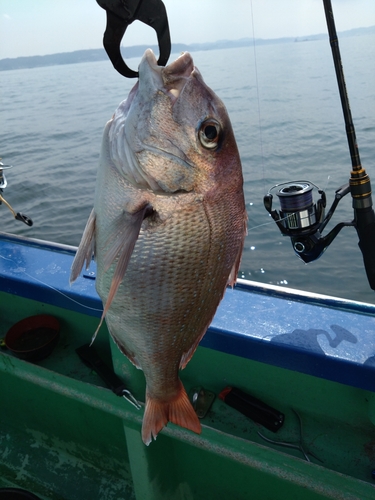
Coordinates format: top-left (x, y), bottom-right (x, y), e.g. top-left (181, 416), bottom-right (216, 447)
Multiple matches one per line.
top-left (1, 33), bottom-right (374, 303)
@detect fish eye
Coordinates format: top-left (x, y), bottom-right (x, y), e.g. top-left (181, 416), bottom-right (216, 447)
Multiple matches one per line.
top-left (198, 120), bottom-right (221, 149)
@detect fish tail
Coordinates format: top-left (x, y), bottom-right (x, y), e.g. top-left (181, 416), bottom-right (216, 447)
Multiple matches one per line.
top-left (142, 381), bottom-right (201, 446)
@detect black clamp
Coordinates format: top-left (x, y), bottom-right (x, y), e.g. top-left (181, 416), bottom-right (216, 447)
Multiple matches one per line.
top-left (97, 0), bottom-right (171, 77)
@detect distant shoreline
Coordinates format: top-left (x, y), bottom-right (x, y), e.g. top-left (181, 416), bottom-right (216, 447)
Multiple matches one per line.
top-left (1, 25), bottom-right (374, 72)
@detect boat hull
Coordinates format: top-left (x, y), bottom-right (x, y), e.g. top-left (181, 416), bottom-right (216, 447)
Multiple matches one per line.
top-left (0, 233), bottom-right (375, 499)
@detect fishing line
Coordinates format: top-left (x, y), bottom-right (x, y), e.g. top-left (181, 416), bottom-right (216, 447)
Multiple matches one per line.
top-left (324, 175), bottom-right (330, 190)
top-left (243, 0), bottom-right (301, 245)
top-left (247, 212), bottom-right (297, 233)
top-left (323, 175), bottom-right (331, 194)
top-left (0, 254), bottom-right (103, 313)
top-left (250, 0), bottom-right (267, 194)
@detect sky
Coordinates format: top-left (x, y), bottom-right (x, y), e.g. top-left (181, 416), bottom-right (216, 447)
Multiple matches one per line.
top-left (1, 0), bottom-right (375, 60)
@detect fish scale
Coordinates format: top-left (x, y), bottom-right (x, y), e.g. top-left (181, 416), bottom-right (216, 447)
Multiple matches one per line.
top-left (71, 49), bottom-right (247, 445)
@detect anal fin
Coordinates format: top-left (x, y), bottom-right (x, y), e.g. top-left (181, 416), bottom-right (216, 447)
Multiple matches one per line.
top-left (111, 332), bottom-right (141, 369)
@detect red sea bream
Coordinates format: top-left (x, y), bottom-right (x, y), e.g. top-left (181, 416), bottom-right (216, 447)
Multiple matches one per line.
top-left (70, 49), bottom-right (247, 445)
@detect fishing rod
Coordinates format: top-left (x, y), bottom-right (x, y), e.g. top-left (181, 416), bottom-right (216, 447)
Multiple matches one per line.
top-left (0, 160), bottom-right (33, 226)
top-left (264, 0), bottom-right (375, 291)
top-left (324, 0), bottom-right (375, 290)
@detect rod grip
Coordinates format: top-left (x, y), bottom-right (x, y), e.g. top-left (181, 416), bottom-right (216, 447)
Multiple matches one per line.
top-left (355, 209), bottom-right (375, 290)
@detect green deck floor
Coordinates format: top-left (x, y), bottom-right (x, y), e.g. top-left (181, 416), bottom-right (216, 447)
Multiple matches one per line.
top-left (1, 292), bottom-right (375, 499)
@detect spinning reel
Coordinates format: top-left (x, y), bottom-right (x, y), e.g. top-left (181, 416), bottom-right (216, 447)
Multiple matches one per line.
top-left (264, 171), bottom-right (375, 291)
top-left (264, 180), bottom-right (353, 264)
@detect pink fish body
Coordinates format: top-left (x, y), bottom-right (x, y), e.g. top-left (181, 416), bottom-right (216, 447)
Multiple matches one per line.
top-left (71, 50), bottom-right (247, 445)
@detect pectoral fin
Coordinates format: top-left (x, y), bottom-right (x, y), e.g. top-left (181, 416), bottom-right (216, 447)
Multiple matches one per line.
top-left (70, 209), bottom-right (96, 283)
top-left (227, 214), bottom-right (247, 287)
top-left (93, 203), bottom-right (151, 340)
top-left (227, 243), bottom-right (243, 287)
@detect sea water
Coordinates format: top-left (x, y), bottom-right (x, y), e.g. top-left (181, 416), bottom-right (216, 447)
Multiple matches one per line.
top-left (1, 34), bottom-right (374, 303)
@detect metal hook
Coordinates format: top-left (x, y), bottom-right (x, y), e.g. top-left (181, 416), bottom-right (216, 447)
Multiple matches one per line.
top-left (122, 389), bottom-right (142, 409)
top-left (96, 0), bottom-right (171, 78)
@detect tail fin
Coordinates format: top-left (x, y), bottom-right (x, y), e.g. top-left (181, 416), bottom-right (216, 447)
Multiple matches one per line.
top-left (142, 381), bottom-right (201, 446)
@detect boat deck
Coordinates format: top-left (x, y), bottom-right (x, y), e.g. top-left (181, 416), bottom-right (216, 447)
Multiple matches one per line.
top-left (1, 233), bottom-right (375, 499)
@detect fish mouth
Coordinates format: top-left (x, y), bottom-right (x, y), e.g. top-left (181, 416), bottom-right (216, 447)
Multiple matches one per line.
top-left (139, 49), bottom-right (196, 103)
top-left (109, 50), bottom-right (198, 194)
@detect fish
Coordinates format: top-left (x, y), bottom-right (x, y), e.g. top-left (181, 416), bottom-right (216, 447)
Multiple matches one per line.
top-left (70, 49), bottom-right (247, 445)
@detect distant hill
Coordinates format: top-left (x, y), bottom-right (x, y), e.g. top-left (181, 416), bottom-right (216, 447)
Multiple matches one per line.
top-left (1, 25), bottom-right (374, 72)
